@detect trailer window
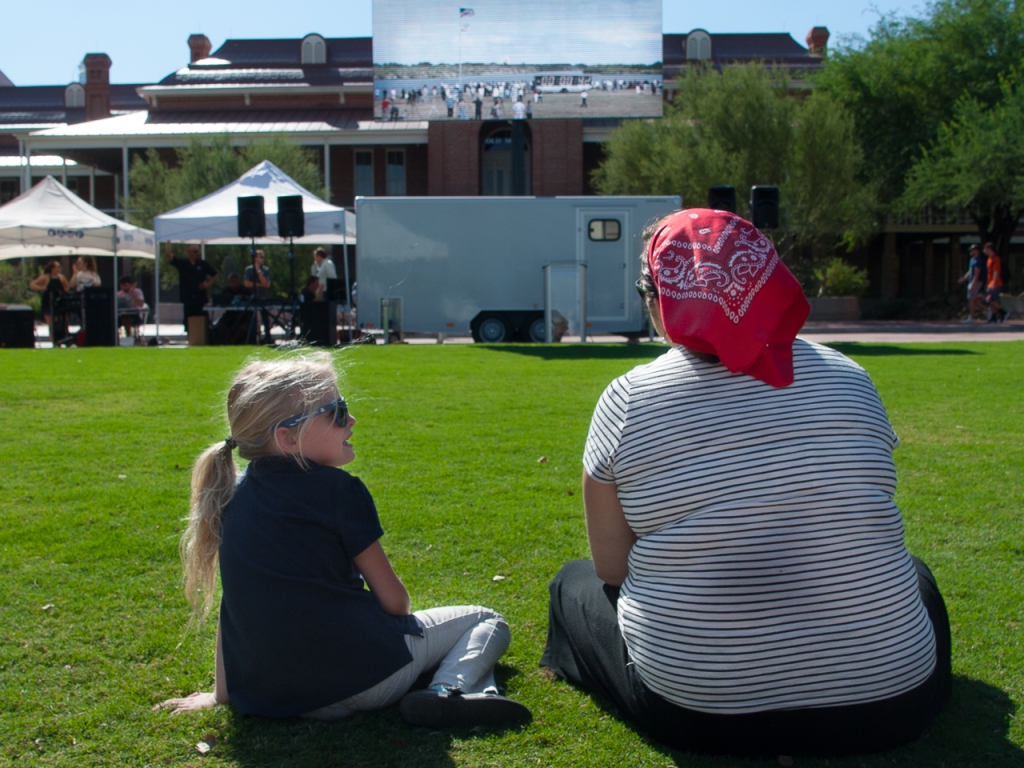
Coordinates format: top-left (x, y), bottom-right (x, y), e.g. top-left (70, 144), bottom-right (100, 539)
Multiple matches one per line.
top-left (588, 219), bottom-right (621, 241)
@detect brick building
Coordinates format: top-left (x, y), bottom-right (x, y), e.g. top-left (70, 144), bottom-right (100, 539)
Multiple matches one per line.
top-left (4, 27), bottom-right (1001, 301)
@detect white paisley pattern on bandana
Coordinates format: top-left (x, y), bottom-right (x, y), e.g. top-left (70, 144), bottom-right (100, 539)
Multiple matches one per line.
top-left (653, 216), bottom-right (779, 323)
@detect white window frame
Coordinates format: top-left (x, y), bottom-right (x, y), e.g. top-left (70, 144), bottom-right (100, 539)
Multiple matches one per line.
top-left (65, 83), bottom-right (85, 108)
top-left (385, 149), bottom-right (406, 196)
top-left (686, 30), bottom-right (712, 61)
top-left (301, 34), bottom-right (327, 65)
top-left (354, 150), bottom-right (374, 197)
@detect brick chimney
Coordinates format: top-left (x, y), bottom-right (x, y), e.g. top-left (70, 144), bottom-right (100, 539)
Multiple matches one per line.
top-left (82, 53), bottom-right (111, 121)
top-left (806, 27), bottom-right (830, 56)
top-left (188, 34), bottom-right (212, 63)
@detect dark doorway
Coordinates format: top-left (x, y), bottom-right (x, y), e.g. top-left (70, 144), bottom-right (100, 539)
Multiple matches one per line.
top-left (480, 121), bottom-right (531, 195)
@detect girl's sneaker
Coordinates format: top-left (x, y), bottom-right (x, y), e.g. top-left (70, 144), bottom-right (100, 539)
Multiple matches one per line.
top-left (399, 685), bottom-right (532, 728)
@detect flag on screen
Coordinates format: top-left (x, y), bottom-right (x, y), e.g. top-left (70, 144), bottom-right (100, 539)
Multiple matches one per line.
top-left (460, 7), bottom-right (475, 16)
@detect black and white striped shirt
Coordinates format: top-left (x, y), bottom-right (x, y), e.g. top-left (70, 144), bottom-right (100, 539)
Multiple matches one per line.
top-left (583, 340), bottom-right (936, 714)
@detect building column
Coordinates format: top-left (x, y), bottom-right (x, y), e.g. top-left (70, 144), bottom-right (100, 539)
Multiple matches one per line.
top-left (122, 146), bottom-right (129, 218)
top-left (324, 143), bottom-right (331, 202)
top-left (23, 142), bottom-right (31, 192)
top-left (882, 232), bottom-right (899, 299)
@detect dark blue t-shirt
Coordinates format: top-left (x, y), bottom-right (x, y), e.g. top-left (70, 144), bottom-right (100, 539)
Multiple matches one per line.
top-left (218, 456), bottom-right (419, 717)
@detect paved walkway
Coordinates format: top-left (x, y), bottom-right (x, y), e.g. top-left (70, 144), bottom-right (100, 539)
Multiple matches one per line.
top-left (30, 319), bottom-right (1024, 348)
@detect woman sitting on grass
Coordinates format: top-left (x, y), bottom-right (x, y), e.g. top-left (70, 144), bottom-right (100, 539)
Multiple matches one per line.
top-left (541, 209), bottom-right (951, 757)
top-left (156, 352), bottom-right (530, 728)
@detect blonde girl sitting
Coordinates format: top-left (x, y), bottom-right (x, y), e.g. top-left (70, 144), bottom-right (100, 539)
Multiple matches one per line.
top-left (156, 352), bottom-right (530, 728)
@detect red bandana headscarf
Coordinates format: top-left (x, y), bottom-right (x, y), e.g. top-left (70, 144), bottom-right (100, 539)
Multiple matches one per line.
top-left (646, 208), bottom-right (810, 388)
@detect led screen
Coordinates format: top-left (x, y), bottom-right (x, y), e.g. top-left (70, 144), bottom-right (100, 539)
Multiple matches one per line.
top-left (373, 0), bottom-right (663, 122)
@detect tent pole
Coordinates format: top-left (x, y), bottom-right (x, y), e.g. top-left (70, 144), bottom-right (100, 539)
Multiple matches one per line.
top-left (343, 211), bottom-right (351, 343)
top-left (154, 240), bottom-right (161, 343)
top-left (112, 224), bottom-right (118, 345)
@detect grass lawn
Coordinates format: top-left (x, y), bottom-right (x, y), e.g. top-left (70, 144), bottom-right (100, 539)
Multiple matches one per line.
top-left (0, 341), bottom-right (1021, 767)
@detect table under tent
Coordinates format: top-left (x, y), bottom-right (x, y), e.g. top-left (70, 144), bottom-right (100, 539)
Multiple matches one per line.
top-left (152, 161), bottom-right (356, 344)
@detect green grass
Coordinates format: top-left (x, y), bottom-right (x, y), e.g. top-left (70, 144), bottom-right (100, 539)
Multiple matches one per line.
top-left (0, 341), bottom-right (1021, 767)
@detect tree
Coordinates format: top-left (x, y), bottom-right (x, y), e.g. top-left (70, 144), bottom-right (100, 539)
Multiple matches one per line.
top-left (816, 0), bottom-right (1024, 205)
top-left (129, 134), bottom-right (325, 230)
top-left (593, 63), bottom-right (875, 286)
top-left (129, 135), bottom-right (326, 294)
top-left (900, 76), bottom-right (1024, 255)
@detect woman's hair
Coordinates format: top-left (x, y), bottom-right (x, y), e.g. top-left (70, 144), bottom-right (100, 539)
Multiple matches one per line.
top-left (639, 214), bottom-right (721, 365)
top-left (80, 256), bottom-right (98, 273)
top-left (46, 260), bottom-right (61, 274)
top-left (181, 351), bottom-right (340, 621)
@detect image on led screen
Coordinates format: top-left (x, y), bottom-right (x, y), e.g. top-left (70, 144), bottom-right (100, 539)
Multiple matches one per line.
top-left (373, 0), bottom-right (663, 122)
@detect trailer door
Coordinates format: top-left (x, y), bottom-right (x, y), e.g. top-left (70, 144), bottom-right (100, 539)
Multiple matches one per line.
top-left (577, 208), bottom-right (630, 322)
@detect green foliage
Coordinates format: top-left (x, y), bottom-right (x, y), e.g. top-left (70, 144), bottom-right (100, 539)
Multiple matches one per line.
top-left (0, 343), bottom-right (1022, 766)
top-left (900, 75), bottom-right (1024, 252)
top-left (815, 257), bottom-right (870, 297)
top-left (817, 0), bottom-right (1024, 205)
top-left (0, 261), bottom-right (35, 308)
top-left (129, 135), bottom-right (326, 294)
top-left (593, 63), bottom-right (875, 258)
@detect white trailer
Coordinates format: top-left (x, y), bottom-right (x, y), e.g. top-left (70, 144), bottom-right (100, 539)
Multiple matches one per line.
top-left (355, 196), bottom-right (680, 342)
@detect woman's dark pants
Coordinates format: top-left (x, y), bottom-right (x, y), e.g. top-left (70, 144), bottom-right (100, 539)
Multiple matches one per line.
top-left (540, 558), bottom-right (951, 757)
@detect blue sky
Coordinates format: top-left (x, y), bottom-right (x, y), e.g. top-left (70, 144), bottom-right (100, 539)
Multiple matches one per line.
top-left (2, 0), bottom-right (927, 86)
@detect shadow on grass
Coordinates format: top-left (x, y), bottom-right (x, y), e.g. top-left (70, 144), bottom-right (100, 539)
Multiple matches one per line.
top-left (478, 343), bottom-right (667, 362)
top-left (556, 675), bottom-right (1022, 768)
top-left (211, 666), bottom-right (528, 768)
top-left (824, 343), bottom-right (980, 357)
top-left (478, 342), bottom-right (980, 362)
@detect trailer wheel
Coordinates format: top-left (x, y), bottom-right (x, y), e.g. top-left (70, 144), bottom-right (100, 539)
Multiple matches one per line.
top-left (529, 318), bottom-right (546, 343)
top-left (478, 317), bottom-right (507, 342)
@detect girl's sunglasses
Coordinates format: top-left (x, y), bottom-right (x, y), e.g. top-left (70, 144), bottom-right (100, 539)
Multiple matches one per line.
top-left (277, 397), bottom-right (348, 430)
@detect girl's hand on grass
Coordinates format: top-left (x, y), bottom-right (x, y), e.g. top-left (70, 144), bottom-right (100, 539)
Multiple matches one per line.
top-left (153, 692), bottom-right (219, 714)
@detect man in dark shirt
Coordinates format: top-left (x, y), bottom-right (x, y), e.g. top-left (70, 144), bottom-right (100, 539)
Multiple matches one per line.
top-left (166, 242), bottom-right (218, 319)
top-left (213, 272), bottom-right (251, 306)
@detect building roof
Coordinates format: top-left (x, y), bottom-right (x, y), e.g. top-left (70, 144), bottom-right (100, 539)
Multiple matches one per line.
top-left (212, 37), bottom-right (372, 67)
top-left (662, 31), bottom-right (824, 82)
top-left (0, 69), bottom-right (13, 87)
top-left (22, 108), bottom-right (427, 148)
top-left (150, 37), bottom-right (374, 91)
top-left (0, 84), bottom-right (147, 125)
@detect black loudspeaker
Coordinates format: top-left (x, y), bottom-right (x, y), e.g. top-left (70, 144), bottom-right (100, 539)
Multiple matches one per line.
top-left (210, 310), bottom-right (255, 345)
top-left (0, 305), bottom-right (35, 348)
top-left (708, 185), bottom-right (736, 213)
top-left (749, 186), bottom-right (780, 229)
top-left (325, 277), bottom-right (346, 303)
top-left (277, 195), bottom-right (305, 238)
top-left (300, 301), bottom-right (338, 346)
top-left (237, 196), bottom-right (266, 238)
top-left (82, 286), bottom-right (117, 347)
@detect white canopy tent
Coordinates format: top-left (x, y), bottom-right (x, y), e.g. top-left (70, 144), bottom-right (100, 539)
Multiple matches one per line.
top-left (152, 161), bottom-right (355, 338)
top-left (0, 176), bottom-right (156, 343)
top-left (0, 175), bottom-right (155, 261)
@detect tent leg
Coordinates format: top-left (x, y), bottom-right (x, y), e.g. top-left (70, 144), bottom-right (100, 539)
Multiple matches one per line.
top-left (343, 222), bottom-right (351, 344)
top-left (112, 225), bottom-right (118, 344)
top-left (154, 240), bottom-right (160, 344)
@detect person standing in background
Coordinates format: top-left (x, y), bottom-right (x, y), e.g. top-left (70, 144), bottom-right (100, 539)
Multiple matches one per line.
top-left (167, 243), bottom-right (218, 321)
